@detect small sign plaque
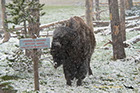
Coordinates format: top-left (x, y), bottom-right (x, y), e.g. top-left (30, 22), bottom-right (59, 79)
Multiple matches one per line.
top-left (20, 38), bottom-right (50, 49)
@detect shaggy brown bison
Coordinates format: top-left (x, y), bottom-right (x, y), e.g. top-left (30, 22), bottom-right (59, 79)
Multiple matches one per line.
top-left (50, 16), bottom-right (96, 86)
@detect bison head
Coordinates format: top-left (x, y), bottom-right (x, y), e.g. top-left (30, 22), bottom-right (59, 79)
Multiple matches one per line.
top-left (50, 41), bottom-right (63, 68)
top-left (50, 27), bottom-right (69, 68)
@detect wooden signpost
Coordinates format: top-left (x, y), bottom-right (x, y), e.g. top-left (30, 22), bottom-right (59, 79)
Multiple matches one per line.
top-left (20, 37), bottom-right (50, 91)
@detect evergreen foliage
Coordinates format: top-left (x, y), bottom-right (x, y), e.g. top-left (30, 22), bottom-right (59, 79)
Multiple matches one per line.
top-left (5, 0), bottom-right (45, 35)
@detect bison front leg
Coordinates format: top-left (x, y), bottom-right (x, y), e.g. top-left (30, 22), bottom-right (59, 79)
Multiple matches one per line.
top-left (76, 62), bottom-right (88, 86)
top-left (63, 66), bottom-right (72, 86)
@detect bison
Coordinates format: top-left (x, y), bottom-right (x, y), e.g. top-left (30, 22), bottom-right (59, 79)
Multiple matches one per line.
top-left (50, 16), bottom-right (96, 86)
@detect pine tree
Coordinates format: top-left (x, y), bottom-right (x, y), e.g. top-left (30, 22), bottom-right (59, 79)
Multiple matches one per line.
top-left (5, 0), bottom-right (45, 38)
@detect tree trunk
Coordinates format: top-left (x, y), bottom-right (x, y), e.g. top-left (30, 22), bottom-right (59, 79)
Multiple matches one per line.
top-left (120, 0), bottom-right (126, 41)
top-left (108, 0), bottom-right (126, 59)
top-left (1, 0), bottom-right (10, 43)
top-left (0, 0), bottom-right (2, 30)
top-left (91, 0), bottom-right (95, 20)
top-left (85, 0), bottom-right (94, 32)
top-left (126, 0), bottom-right (133, 10)
top-left (26, 0), bottom-right (40, 57)
top-left (28, 0), bottom-right (40, 91)
top-left (129, 0), bottom-right (133, 9)
top-left (23, 8), bottom-right (27, 38)
top-left (28, 0), bottom-right (40, 37)
top-left (95, 0), bottom-right (100, 20)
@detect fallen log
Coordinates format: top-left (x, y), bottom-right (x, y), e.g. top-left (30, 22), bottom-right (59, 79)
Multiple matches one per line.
top-left (127, 26), bottom-right (140, 32)
top-left (40, 19), bottom-right (68, 30)
top-left (13, 16), bottom-right (139, 33)
top-left (2, 14), bottom-right (139, 38)
top-left (94, 26), bottom-right (108, 34)
top-left (8, 9), bottom-right (108, 32)
top-left (126, 16), bottom-right (140, 21)
top-left (93, 21), bottom-right (109, 27)
top-left (125, 35), bottom-right (140, 44)
top-left (103, 35), bottom-right (140, 48)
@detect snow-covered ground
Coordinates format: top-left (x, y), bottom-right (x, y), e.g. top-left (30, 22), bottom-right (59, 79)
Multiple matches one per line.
top-left (0, 27), bottom-right (139, 93)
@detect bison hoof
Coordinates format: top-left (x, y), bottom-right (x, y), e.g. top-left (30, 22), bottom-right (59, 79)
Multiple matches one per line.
top-left (77, 80), bottom-right (82, 86)
top-left (89, 71), bottom-right (93, 75)
top-left (67, 81), bottom-right (72, 86)
top-left (89, 68), bottom-right (93, 75)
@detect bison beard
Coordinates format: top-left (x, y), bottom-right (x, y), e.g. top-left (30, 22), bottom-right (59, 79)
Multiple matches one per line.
top-left (51, 16), bottom-right (96, 86)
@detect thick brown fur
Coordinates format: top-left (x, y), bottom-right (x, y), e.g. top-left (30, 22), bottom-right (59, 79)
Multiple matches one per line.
top-left (50, 16), bottom-right (96, 86)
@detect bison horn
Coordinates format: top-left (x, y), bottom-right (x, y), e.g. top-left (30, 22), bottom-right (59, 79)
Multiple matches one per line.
top-left (53, 42), bottom-right (61, 48)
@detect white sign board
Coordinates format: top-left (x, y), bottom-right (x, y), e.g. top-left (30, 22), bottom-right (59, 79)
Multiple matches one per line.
top-left (20, 38), bottom-right (50, 49)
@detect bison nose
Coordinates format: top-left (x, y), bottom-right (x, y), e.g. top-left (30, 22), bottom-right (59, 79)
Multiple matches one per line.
top-left (53, 62), bottom-right (58, 69)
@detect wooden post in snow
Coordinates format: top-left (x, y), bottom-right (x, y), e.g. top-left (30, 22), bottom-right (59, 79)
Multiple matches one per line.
top-left (19, 37), bottom-right (50, 91)
top-left (33, 48), bottom-right (39, 91)
top-left (29, 0), bottom-right (40, 89)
